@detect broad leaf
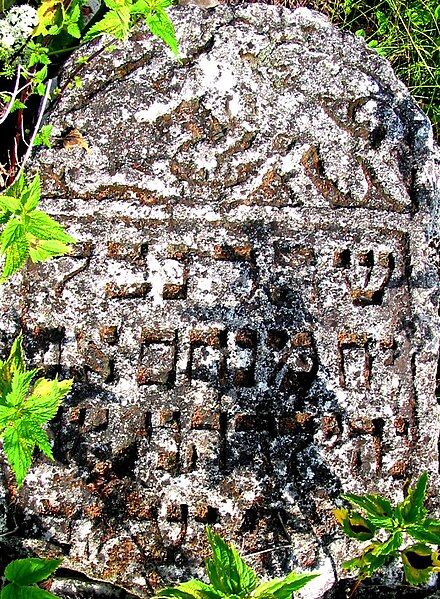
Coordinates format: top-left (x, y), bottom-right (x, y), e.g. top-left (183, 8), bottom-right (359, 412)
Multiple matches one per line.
top-left (402, 544), bottom-right (438, 585)
top-left (371, 531), bottom-right (402, 556)
top-left (334, 509), bottom-right (375, 541)
top-left (205, 526), bottom-right (258, 596)
top-left (398, 472), bottom-right (428, 525)
top-left (252, 571), bottom-right (319, 598)
top-left (5, 558), bottom-right (62, 585)
top-left (33, 0), bottom-right (65, 36)
top-left (342, 493), bottom-right (394, 521)
top-left (1, 219), bottom-right (25, 252)
top-left (29, 239), bottom-right (72, 263)
top-left (83, 5), bottom-right (131, 41)
top-left (25, 378), bottom-right (71, 423)
top-left (26, 211), bottom-right (76, 244)
top-left (1, 238), bottom-right (29, 281)
top-left (0, 195), bottom-right (21, 213)
top-left (146, 8), bottom-right (179, 55)
top-left (1, 583), bottom-right (61, 599)
top-left (2, 425), bottom-right (33, 487)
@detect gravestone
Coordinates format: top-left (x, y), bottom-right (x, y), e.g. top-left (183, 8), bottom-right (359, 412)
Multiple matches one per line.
top-left (0, 4), bottom-right (439, 598)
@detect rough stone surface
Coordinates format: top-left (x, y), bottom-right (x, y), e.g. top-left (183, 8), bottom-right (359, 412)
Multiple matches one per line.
top-left (0, 4), bottom-right (439, 598)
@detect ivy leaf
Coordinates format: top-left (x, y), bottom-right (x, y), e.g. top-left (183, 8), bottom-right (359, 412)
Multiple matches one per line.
top-left (205, 526), bottom-right (259, 596)
top-left (5, 558), bottom-right (62, 586)
top-left (252, 571), bottom-right (319, 598)
top-left (146, 8), bottom-right (179, 55)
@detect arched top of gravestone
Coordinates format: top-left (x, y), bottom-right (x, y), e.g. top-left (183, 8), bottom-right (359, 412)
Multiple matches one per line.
top-left (36, 4), bottom-right (439, 233)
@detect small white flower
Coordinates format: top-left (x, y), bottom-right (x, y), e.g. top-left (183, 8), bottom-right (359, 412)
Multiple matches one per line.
top-left (6, 5), bottom-right (38, 39)
top-left (0, 20), bottom-right (16, 49)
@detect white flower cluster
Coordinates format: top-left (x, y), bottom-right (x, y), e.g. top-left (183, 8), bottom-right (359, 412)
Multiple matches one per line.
top-left (0, 5), bottom-right (38, 50)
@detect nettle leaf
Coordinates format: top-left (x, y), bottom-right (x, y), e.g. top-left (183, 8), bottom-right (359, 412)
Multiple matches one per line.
top-left (0, 195), bottom-right (21, 213)
top-left (156, 579), bottom-right (222, 598)
top-left (25, 377), bottom-right (72, 423)
top-left (0, 333), bottom-right (26, 395)
top-left (5, 368), bottom-right (39, 407)
top-left (1, 238), bottom-right (30, 281)
top-left (402, 543), bottom-right (439, 585)
top-left (20, 174), bottom-right (40, 213)
top-left (146, 8), bottom-right (179, 55)
top-left (34, 0), bottom-right (65, 37)
top-left (33, 125), bottom-right (54, 149)
top-left (342, 493), bottom-right (394, 521)
top-left (334, 508), bottom-right (375, 541)
top-left (28, 239), bottom-right (72, 264)
top-left (1, 219), bottom-right (25, 252)
top-left (206, 526), bottom-right (258, 596)
top-left (398, 472), bottom-right (428, 525)
top-left (371, 531), bottom-right (402, 556)
top-left (408, 524), bottom-right (440, 546)
top-left (5, 558), bottom-right (62, 586)
top-left (2, 425), bottom-right (33, 487)
top-left (26, 211), bottom-right (76, 244)
top-left (342, 545), bottom-right (389, 580)
top-left (252, 571), bottom-right (319, 598)
top-left (83, 4), bottom-right (131, 41)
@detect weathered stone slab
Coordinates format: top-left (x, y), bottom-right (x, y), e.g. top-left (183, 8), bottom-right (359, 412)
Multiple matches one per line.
top-left (0, 4), bottom-right (439, 597)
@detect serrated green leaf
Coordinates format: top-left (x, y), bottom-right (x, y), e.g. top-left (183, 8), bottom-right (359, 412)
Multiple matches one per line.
top-left (407, 520), bottom-right (440, 546)
top-left (25, 377), bottom-right (72, 423)
top-left (5, 558), bottom-right (62, 585)
top-left (371, 531), bottom-right (402, 556)
top-left (28, 239), bottom-right (72, 263)
top-left (83, 6), bottom-right (131, 41)
top-left (334, 508), bottom-right (375, 540)
top-left (342, 493), bottom-right (394, 520)
top-left (146, 8), bottom-right (179, 56)
top-left (398, 472), bottom-right (428, 525)
top-left (1, 219), bottom-right (25, 253)
top-left (67, 22), bottom-right (81, 37)
top-left (20, 174), bottom-right (41, 213)
top-left (33, 125), bottom-right (54, 150)
top-left (1, 238), bottom-right (29, 281)
top-left (156, 579), bottom-right (222, 598)
top-left (26, 210), bottom-right (76, 244)
top-left (402, 544), bottom-right (438, 585)
top-left (0, 195), bottom-right (21, 213)
top-left (5, 368), bottom-right (39, 406)
top-left (252, 571), bottom-right (319, 598)
top-left (0, 405), bottom-right (16, 429)
top-left (0, 333), bottom-right (26, 396)
top-left (2, 425), bottom-right (33, 487)
top-left (17, 418), bottom-right (53, 459)
top-left (205, 526), bottom-right (258, 596)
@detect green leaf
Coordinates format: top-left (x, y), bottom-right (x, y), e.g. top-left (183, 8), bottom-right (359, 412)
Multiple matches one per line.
top-left (0, 333), bottom-right (26, 395)
top-left (398, 472), bottom-right (428, 525)
top-left (25, 377), bottom-right (72, 423)
top-left (5, 368), bottom-right (39, 407)
top-left (334, 508), bottom-right (375, 541)
top-left (1, 238), bottom-right (30, 281)
top-left (205, 526), bottom-right (259, 596)
top-left (83, 5), bottom-right (131, 41)
top-left (67, 22), bottom-right (81, 37)
top-left (342, 493), bottom-right (394, 520)
top-left (5, 558), bottom-right (62, 585)
top-left (0, 195), bottom-right (21, 213)
top-left (252, 571), bottom-right (319, 598)
top-left (402, 544), bottom-right (439, 585)
top-left (33, 125), bottom-right (54, 149)
top-left (2, 425), bottom-right (33, 487)
top-left (28, 239), bottom-right (72, 263)
top-left (1, 583), bottom-right (61, 599)
top-left (407, 520), bottom-right (440, 545)
top-left (17, 418), bottom-right (53, 459)
top-left (26, 210), bottom-right (76, 244)
top-left (1, 219), bottom-right (25, 252)
top-left (20, 174), bottom-right (41, 213)
top-left (371, 531), bottom-right (402, 556)
top-left (156, 580), bottom-right (222, 599)
top-left (146, 8), bottom-right (179, 55)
